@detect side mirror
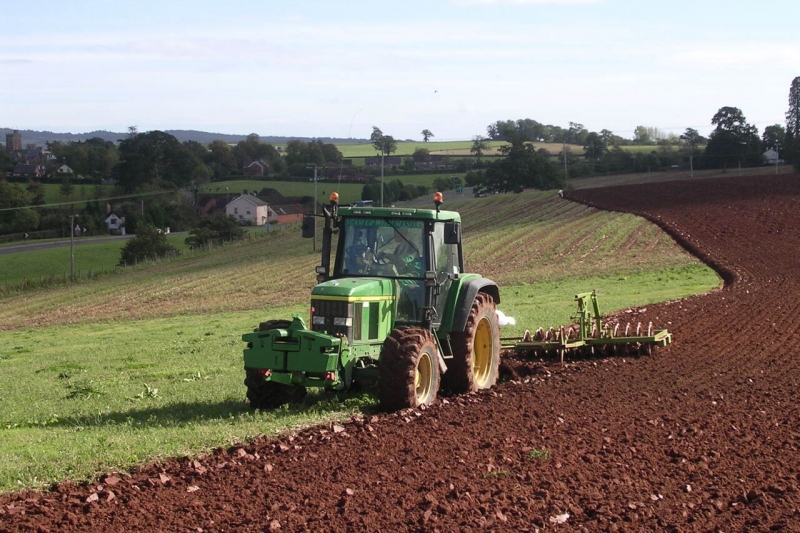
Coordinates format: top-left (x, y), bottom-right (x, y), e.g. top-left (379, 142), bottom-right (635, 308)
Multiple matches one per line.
top-left (443, 221), bottom-right (461, 245)
top-left (301, 216), bottom-right (315, 239)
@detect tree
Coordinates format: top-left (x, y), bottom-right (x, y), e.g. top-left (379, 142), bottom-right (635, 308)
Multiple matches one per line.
top-left (48, 137), bottom-right (119, 178)
top-left (762, 124), bottom-right (786, 155)
top-left (433, 177), bottom-right (454, 191)
top-left (0, 179), bottom-right (39, 233)
top-left (119, 224), bottom-right (179, 265)
top-left (471, 136), bottom-right (489, 160)
top-left (232, 134), bottom-right (281, 171)
top-left (115, 131), bottom-right (206, 192)
top-left (60, 176), bottom-right (74, 198)
top-left (184, 212), bottom-right (245, 248)
top-left (680, 128), bottom-right (704, 149)
top-left (318, 142), bottom-right (342, 164)
top-left (785, 76), bottom-right (800, 140)
top-left (705, 106), bottom-right (762, 169)
top-left (208, 140), bottom-right (237, 180)
top-left (486, 120), bottom-right (516, 141)
top-left (566, 122), bottom-right (588, 146)
top-left (26, 180), bottom-right (45, 205)
top-left (413, 147), bottom-right (430, 158)
top-left (421, 129), bottom-right (434, 142)
top-left (484, 133), bottom-right (560, 193)
top-left (583, 132), bottom-right (607, 163)
top-left (633, 126), bottom-right (653, 145)
top-left (370, 127), bottom-right (397, 157)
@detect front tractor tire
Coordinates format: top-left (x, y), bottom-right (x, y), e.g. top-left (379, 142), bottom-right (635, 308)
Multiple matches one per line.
top-left (443, 292), bottom-right (501, 394)
top-left (378, 327), bottom-right (440, 412)
top-left (244, 368), bottom-right (306, 409)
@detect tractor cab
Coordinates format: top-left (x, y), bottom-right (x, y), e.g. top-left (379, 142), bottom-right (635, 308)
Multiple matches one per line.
top-left (311, 194), bottom-right (463, 327)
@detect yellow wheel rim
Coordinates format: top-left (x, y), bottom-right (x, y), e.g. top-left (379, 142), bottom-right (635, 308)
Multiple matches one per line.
top-left (415, 351), bottom-right (434, 404)
top-left (474, 316), bottom-right (493, 387)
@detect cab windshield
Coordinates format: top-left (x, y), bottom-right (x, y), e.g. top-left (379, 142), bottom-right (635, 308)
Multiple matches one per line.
top-left (337, 218), bottom-right (424, 278)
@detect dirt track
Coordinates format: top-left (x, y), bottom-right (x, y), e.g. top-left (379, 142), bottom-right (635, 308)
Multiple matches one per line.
top-left (3, 174), bottom-right (800, 532)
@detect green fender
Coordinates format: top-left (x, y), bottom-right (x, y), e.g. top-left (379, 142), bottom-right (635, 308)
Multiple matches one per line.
top-left (439, 275), bottom-right (500, 334)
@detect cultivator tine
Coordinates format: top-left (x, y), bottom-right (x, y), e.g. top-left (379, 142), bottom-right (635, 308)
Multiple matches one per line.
top-left (611, 324), bottom-right (620, 356)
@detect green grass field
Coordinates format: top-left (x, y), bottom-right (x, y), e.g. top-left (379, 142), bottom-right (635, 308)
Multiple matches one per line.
top-left (335, 140), bottom-right (582, 158)
top-left (200, 174), bottom-right (467, 205)
top-left (40, 183), bottom-right (115, 204)
top-left (0, 235), bottom-right (190, 290)
top-left (0, 190), bottom-right (722, 493)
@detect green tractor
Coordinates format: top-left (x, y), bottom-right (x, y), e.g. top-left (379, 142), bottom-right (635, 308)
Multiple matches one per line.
top-left (242, 192), bottom-right (501, 411)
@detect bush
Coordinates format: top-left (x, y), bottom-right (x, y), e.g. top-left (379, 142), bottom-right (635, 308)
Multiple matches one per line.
top-left (119, 225), bottom-right (179, 265)
top-left (185, 212), bottom-right (245, 249)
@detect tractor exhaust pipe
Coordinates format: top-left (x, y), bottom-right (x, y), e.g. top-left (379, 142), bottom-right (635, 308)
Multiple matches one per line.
top-left (304, 193), bottom-right (339, 282)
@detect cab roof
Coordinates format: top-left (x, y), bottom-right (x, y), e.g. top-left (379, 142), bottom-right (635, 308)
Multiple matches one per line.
top-left (338, 206), bottom-right (460, 222)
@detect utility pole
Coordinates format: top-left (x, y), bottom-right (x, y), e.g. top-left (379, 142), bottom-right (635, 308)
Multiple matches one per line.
top-left (69, 214), bottom-right (77, 280)
top-left (313, 165), bottom-right (318, 214)
top-left (306, 164), bottom-right (321, 252)
top-left (690, 154), bottom-right (694, 178)
top-left (776, 149), bottom-right (779, 175)
top-left (380, 152), bottom-right (385, 207)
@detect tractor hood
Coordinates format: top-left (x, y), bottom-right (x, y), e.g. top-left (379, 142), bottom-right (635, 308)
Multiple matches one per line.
top-left (312, 277), bottom-right (396, 300)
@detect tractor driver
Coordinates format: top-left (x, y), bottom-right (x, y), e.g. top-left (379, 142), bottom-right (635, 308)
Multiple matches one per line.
top-left (380, 226), bottom-right (423, 277)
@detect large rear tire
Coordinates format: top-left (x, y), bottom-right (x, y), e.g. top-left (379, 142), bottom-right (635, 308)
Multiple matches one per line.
top-left (378, 327), bottom-right (440, 412)
top-left (244, 368), bottom-right (307, 409)
top-left (443, 292), bottom-right (500, 394)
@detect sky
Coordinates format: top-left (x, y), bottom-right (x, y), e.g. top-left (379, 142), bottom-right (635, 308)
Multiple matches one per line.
top-left (2, 0), bottom-right (799, 142)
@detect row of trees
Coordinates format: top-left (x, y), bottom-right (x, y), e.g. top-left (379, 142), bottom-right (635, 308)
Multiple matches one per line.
top-left (1, 131), bottom-right (345, 191)
top-left (113, 131), bottom-right (347, 191)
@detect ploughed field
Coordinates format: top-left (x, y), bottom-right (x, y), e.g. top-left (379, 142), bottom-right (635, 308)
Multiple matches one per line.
top-left (2, 174), bottom-right (800, 532)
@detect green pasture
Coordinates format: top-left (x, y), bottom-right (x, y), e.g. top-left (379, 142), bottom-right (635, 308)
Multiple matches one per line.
top-left (0, 235), bottom-right (189, 289)
top-left (40, 183), bottom-right (114, 204)
top-left (335, 140), bottom-right (581, 158)
top-left (0, 189), bottom-right (723, 492)
top-left (336, 140), bottom-right (484, 158)
top-left (201, 174), bottom-right (467, 204)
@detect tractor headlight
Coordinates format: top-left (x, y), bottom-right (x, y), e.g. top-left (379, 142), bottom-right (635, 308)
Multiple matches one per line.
top-left (312, 316), bottom-right (326, 325)
top-left (333, 317), bottom-right (352, 327)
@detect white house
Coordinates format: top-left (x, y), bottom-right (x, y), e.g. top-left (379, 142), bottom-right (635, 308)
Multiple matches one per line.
top-left (56, 164), bottom-right (74, 175)
top-left (225, 194), bottom-right (276, 225)
top-left (105, 212), bottom-right (124, 234)
top-left (763, 148), bottom-right (779, 164)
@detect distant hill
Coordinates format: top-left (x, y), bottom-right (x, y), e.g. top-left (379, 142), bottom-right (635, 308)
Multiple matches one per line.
top-left (0, 127), bottom-right (368, 147)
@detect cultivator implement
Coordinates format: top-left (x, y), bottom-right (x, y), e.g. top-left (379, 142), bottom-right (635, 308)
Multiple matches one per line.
top-left (501, 291), bottom-right (672, 362)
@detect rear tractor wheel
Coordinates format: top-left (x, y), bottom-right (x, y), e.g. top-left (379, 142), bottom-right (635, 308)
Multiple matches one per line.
top-left (443, 292), bottom-right (501, 394)
top-left (378, 327), bottom-right (440, 411)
